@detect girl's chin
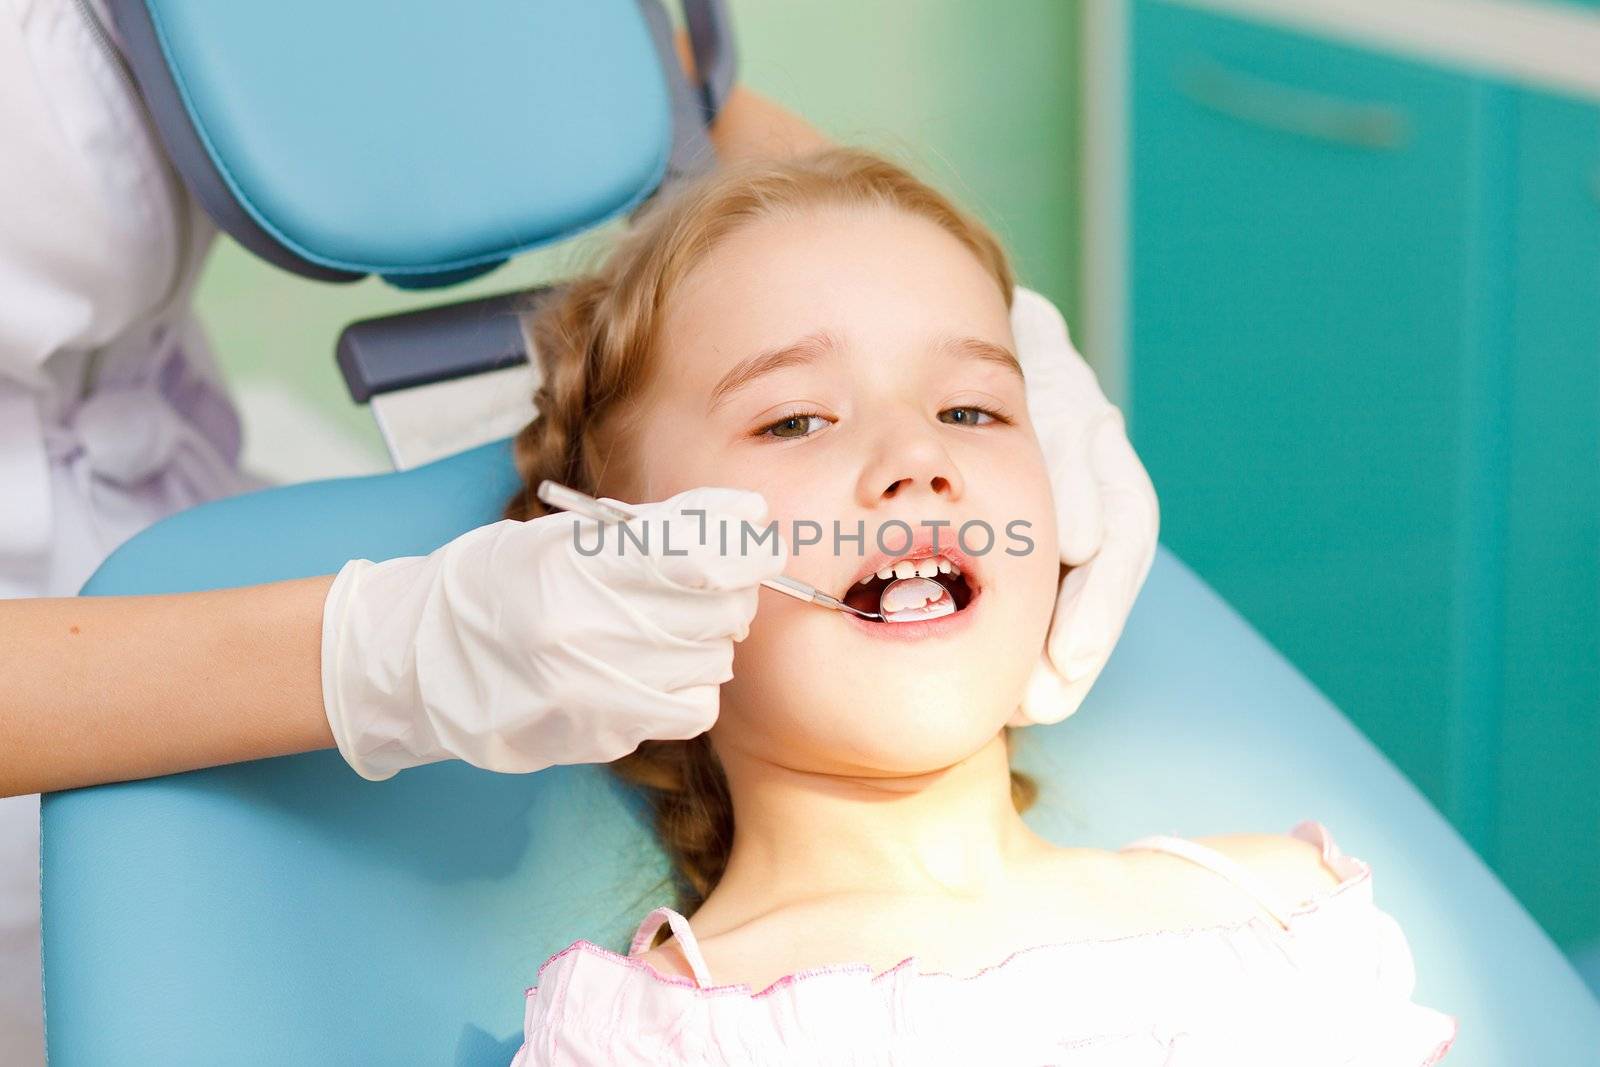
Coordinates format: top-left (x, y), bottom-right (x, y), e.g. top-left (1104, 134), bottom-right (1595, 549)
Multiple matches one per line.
top-left (793, 710), bottom-right (1015, 766)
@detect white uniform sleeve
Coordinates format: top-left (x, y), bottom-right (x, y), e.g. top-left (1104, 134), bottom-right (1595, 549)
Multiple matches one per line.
top-left (0, 0), bottom-right (190, 386)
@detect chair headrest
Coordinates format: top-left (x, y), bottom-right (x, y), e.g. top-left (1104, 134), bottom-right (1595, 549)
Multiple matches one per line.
top-left (109, 0), bottom-right (679, 287)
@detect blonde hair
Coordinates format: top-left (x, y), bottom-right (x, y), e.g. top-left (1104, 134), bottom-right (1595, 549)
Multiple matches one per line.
top-left (504, 147), bottom-right (1037, 915)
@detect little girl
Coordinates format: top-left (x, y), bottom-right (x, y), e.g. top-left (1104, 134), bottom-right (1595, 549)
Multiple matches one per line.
top-left (504, 147), bottom-right (1458, 1064)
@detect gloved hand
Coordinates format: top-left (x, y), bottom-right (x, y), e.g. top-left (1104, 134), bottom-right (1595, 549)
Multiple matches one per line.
top-left (1008, 286), bottom-right (1161, 727)
top-left (320, 486), bottom-right (787, 780)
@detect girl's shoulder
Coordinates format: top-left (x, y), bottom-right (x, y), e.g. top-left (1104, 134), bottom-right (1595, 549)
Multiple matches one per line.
top-left (1105, 819), bottom-right (1371, 935)
top-left (1187, 826), bottom-right (1349, 907)
top-left (633, 943), bottom-right (691, 983)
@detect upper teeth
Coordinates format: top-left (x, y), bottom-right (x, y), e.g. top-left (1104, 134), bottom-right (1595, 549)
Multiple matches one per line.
top-left (861, 554), bottom-right (961, 583)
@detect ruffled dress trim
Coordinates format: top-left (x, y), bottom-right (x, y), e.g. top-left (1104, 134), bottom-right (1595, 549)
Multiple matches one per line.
top-left (513, 820), bottom-right (1459, 1065)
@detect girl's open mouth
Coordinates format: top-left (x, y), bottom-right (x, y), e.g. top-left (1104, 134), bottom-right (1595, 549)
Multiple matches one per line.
top-left (840, 552), bottom-right (979, 624)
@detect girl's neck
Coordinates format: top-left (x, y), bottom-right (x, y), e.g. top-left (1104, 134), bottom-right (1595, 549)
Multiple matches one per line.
top-left (700, 730), bottom-right (1054, 923)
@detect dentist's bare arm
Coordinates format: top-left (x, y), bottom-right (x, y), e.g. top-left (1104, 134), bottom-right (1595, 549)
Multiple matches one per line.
top-left (0, 578), bottom-right (335, 797)
top-left (675, 30), bottom-right (833, 162)
top-left (706, 83), bottom-right (832, 161)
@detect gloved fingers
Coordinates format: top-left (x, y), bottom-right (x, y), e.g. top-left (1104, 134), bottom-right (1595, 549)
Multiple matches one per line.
top-left (591, 486), bottom-right (790, 594)
top-left (623, 584), bottom-right (762, 647)
top-left (1043, 421), bottom-right (1160, 686)
top-left (644, 523), bottom-right (789, 594)
top-left (1009, 286), bottom-right (1119, 567)
top-left (628, 579), bottom-right (765, 646)
top-left (1014, 647), bottom-right (1106, 726)
top-left (1011, 415), bottom-right (1160, 727)
top-left (1012, 287), bottom-right (1112, 419)
top-left (324, 507), bottom-right (752, 781)
top-left (1049, 409), bottom-right (1152, 566)
top-left (1092, 417), bottom-right (1160, 586)
top-left (573, 599), bottom-right (746, 694)
top-left (1049, 414), bottom-right (1108, 567)
top-left (438, 646), bottom-right (726, 771)
top-left (569, 544), bottom-right (766, 647)
top-left (531, 642), bottom-right (729, 758)
top-left (1013, 289), bottom-right (1078, 380)
top-left (638, 683), bottom-right (726, 742)
top-left (453, 514), bottom-right (746, 691)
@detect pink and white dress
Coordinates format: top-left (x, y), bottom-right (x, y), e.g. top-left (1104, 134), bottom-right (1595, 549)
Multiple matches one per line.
top-left (511, 820), bottom-right (1459, 1065)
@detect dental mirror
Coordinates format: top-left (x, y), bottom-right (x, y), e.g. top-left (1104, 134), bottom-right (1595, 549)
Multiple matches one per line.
top-left (878, 576), bottom-right (957, 623)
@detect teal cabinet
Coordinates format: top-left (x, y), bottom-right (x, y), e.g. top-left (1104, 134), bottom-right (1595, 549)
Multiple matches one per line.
top-left (1129, 2), bottom-right (1486, 803)
top-left (1127, 0), bottom-right (1600, 956)
top-left (1495, 92), bottom-right (1600, 950)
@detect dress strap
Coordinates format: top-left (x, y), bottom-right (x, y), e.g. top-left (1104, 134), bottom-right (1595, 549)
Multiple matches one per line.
top-left (1119, 834), bottom-right (1297, 929)
top-left (627, 906), bottom-right (716, 988)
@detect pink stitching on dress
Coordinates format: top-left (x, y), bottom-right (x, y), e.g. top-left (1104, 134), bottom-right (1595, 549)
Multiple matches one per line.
top-left (1421, 1027), bottom-right (1458, 1065)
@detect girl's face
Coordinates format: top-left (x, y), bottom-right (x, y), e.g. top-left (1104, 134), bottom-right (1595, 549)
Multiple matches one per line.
top-left (618, 204), bottom-right (1059, 775)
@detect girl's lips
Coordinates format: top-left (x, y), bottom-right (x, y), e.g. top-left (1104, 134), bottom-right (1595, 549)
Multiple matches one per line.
top-left (847, 583), bottom-right (984, 640)
top-left (836, 535), bottom-right (983, 599)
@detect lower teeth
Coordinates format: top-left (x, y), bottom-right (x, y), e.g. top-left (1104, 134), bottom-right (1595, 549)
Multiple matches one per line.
top-left (879, 577), bottom-right (956, 624)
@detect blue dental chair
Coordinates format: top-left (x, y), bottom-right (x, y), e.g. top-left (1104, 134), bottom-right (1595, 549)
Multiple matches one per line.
top-left (38, 1), bottom-right (1600, 1064)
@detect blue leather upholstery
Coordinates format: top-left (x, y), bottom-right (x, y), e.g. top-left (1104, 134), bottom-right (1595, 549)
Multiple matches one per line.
top-left (110, 0), bottom-right (671, 282)
top-left (40, 442), bottom-right (1600, 1064)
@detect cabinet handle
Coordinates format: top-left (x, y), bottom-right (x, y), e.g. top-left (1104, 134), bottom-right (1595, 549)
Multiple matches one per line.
top-left (1177, 57), bottom-right (1411, 150)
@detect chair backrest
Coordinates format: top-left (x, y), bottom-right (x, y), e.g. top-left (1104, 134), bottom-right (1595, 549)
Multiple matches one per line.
top-left (41, 442), bottom-right (1600, 1064)
top-left (103, 0), bottom-right (739, 471)
top-left (107, 0), bottom-right (726, 288)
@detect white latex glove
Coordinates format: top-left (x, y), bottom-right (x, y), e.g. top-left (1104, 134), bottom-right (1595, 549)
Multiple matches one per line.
top-left (1008, 286), bottom-right (1161, 727)
top-left (320, 486), bottom-right (787, 780)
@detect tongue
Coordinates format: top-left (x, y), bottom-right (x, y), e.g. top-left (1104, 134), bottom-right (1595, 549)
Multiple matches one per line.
top-left (880, 576), bottom-right (956, 623)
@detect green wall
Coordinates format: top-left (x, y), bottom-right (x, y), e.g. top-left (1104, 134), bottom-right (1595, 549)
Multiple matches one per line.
top-left (194, 1), bottom-right (1083, 458)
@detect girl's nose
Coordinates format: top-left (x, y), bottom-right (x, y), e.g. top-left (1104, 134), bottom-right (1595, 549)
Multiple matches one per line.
top-left (854, 415), bottom-right (966, 507)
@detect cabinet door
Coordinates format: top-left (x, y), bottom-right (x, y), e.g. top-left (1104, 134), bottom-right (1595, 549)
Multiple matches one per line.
top-left (1496, 91), bottom-right (1600, 952)
top-left (1127, 3), bottom-right (1490, 815)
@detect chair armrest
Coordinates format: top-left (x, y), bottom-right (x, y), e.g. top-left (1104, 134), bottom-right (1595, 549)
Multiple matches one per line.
top-left (335, 290), bottom-right (541, 403)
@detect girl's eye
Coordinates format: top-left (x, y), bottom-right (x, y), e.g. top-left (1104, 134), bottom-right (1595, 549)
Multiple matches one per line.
top-left (940, 406), bottom-right (1001, 427)
top-left (758, 405), bottom-right (1007, 439)
top-left (760, 413), bottom-right (831, 440)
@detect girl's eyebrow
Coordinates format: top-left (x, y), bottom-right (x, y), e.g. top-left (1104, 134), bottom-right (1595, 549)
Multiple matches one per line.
top-left (708, 330), bottom-right (839, 412)
top-left (707, 332), bottom-right (1023, 413)
top-left (936, 336), bottom-right (1024, 381)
